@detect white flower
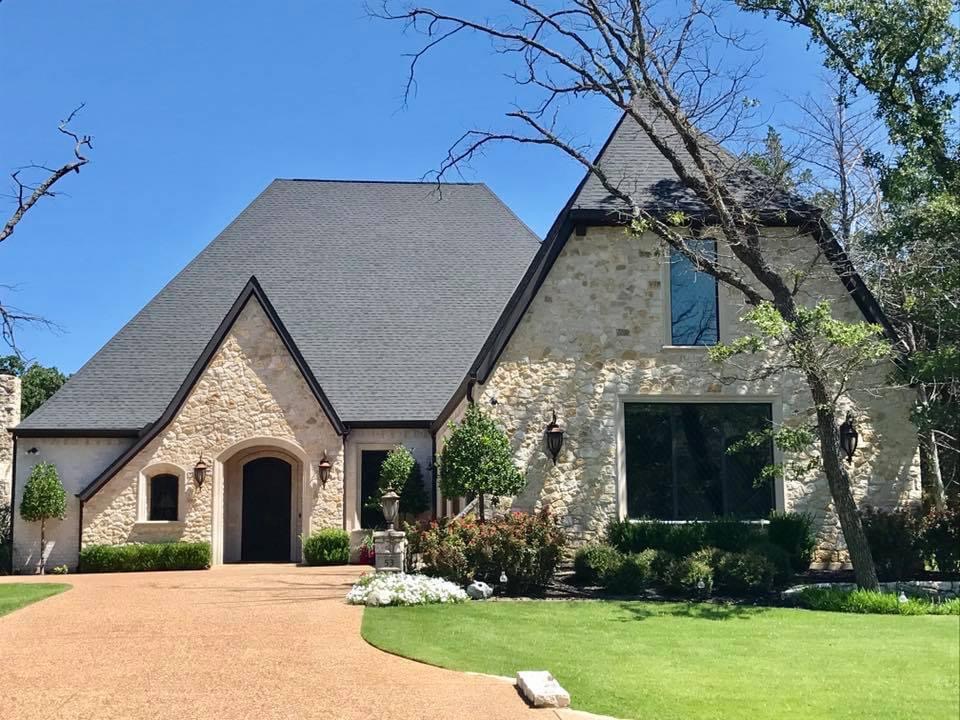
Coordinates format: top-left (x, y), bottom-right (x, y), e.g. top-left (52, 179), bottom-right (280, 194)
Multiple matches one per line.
top-left (346, 572), bottom-right (468, 606)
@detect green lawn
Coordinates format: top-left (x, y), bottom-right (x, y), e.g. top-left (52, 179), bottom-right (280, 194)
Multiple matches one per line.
top-left (363, 601), bottom-right (960, 720)
top-left (0, 583), bottom-right (69, 617)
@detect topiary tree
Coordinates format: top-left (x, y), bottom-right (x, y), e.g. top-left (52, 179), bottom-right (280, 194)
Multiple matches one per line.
top-left (437, 403), bottom-right (525, 521)
top-left (19, 462), bottom-right (67, 574)
top-left (367, 445), bottom-right (430, 520)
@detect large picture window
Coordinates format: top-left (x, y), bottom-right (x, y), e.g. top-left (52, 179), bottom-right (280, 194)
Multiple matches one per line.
top-left (624, 402), bottom-right (775, 520)
top-left (148, 473), bottom-right (179, 521)
top-left (670, 239), bottom-right (719, 346)
top-left (360, 449), bottom-right (390, 529)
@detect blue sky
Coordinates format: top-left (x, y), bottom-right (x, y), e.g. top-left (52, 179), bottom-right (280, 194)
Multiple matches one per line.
top-left (0, 1), bottom-right (829, 373)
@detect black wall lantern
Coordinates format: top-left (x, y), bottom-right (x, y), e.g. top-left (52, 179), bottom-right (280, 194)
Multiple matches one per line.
top-left (545, 411), bottom-right (565, 466)
top-left (193, 453), bottom-right (208, 488)
top-left (838, 412), bottom-right (859, 463)
top-left (317, 451), bottom-right (332, 488)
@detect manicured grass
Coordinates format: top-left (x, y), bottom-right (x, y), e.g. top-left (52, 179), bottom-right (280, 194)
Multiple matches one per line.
top-left (0, 583), bottom-right (69, 617)
top-left (363, 600), bottom-right (960, 720)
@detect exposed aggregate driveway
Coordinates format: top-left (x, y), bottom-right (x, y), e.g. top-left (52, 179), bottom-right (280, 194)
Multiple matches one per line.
top-left (0, 564), bottom-right (547, 720)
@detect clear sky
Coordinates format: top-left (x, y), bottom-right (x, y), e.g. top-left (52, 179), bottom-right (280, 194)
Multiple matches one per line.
top-left (0, 1), bottom-right (829, 373)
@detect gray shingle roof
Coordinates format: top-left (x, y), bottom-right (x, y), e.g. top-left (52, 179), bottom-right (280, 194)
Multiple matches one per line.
top-left (18, 180), bottom-right (540, 430)
top-left (572, 110), bottom-right (817, 219)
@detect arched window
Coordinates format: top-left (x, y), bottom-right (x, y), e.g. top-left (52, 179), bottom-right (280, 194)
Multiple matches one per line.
top-left (149, 474), bottom-right (179, 521)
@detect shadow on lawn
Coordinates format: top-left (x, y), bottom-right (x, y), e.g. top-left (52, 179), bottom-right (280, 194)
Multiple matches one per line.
top-left (616, 601), bottom-right (771, 622)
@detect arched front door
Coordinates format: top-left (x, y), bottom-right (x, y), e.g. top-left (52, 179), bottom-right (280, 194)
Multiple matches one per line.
top-left (241, 457), bottom-right (292, 562)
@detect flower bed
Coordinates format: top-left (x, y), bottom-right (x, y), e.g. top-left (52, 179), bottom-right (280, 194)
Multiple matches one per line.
top-left (346, 572), bottom-right (468, 606)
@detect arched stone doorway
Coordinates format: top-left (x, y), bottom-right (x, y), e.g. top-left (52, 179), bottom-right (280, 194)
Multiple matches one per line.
top-left (219, 444), bottom-right (304, 563)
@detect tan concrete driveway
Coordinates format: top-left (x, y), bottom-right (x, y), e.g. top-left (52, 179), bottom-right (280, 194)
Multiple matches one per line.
top-left (0, 564), bottom-right (547, 720)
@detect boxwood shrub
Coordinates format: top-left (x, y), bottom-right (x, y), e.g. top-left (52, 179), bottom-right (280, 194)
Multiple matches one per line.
top-left (302, 529), bottom-right (350, 566)
top-left (766, 511), bottom-right (815, 571)
top-left (573, 543), bottom-right (623, 585)
top-left (80, 542), bottom-right (210, 573)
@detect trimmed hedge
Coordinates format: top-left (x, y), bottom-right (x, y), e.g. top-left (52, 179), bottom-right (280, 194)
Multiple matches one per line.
top-left (80, 542), bottom-right (210, 573)
top-left (767, 511), bottom-right (815, 571)
top-left (302, 529), bottom-right (350, 566)
top-left (573, 544), bottom-right (623, 585)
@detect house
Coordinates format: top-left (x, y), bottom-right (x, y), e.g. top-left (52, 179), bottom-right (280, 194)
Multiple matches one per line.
top-left (6, 112), bottom-right (920, 572)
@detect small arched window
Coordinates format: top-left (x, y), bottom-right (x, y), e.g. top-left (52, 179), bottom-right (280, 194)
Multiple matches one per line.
top-left (149, 474), bottom-right (179, 521)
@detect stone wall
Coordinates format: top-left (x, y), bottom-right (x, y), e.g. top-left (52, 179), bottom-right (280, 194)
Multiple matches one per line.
top-left (0, 374), bottom-right (19, 505)
top-left (82, 298), bottom-right (344, 561)
top-left (473, 225), bottom-right (920, 560)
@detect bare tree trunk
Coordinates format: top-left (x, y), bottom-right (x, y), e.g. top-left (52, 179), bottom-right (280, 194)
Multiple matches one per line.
top-left (809, 375), bottom-right (879, 589)
top-left (916, 385), bottom-right (946, 511)
top-left (39, 518), bottom-right (46, 575)
top-left (478, 493), bottom-right (486, 523)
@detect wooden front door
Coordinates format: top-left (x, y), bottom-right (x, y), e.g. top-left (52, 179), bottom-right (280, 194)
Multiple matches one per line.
top-left (241, 457), bottom-right (292, 562)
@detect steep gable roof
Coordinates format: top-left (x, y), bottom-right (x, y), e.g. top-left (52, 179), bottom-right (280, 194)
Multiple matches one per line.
top-left (17, 180), bottom-right (541, 433)
top-left (432, 108), bottom-right (893, 430)
top-left (78, 276), bottom-right (342, 501)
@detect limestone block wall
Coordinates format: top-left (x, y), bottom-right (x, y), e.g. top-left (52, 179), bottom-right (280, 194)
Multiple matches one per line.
top-left (471, 225), bottom-right (920, 560)
top-left (0, 374), bottom-right (19, 504)
top-left (82, 298), bottom-right (344, 561)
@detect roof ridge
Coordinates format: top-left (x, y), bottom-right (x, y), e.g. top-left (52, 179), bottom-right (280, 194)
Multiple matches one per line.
top-left (275, 178), bottom-right (484, 186)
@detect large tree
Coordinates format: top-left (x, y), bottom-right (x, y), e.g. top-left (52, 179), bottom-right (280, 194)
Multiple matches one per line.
top-left (0, 355), bottom-right (68, 418)
top-left (378, 0), bottom-right (892, 587)
top-left (740, 0), bottom-right (960, 508)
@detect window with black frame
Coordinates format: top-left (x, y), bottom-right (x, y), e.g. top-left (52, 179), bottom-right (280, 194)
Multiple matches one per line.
top-left (624, 402), bottom-right (774, 520)
top-left (148, 473), bottom-right (179, 521)
top-left (670, 239), bottom-right (719, 346)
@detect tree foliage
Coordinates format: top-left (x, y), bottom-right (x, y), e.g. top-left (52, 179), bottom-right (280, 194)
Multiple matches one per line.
top-left (0, 355), bottom-right (68, 417)
top-left (437, 403), bottom-right (525, 521)
top-left (376, 444), bottom-right (430, 518)
top-left (19, 461), bottom-right (67, 574)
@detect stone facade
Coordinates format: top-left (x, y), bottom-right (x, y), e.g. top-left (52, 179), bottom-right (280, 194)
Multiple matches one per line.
top-left (82, 298), bottom-right (344, 563)
top-left (0, 374), bottom-right (19, 504)
top-left (472, 225), bottom-right (920, 560)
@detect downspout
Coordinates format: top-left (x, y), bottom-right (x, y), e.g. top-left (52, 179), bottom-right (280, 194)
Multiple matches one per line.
top-left (430, 431), bottom-right (438, 520)
top-left (77, 496), bottom-right (84, 572)
top-left (7, 433), bottom-right (15, 574)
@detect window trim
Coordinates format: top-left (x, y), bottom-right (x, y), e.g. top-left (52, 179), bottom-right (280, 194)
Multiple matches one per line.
top-left (662, 242), bottom-right (724, 348)
top-left (615, 394), bottom-right (785, 522)
top-left (137, 463), bottom-right (187, 524)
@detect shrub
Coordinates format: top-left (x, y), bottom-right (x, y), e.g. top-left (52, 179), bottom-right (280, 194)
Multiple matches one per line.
top-left (80, 542), bottom-right (211, 572)
top-left (748, 540), bottom-right (794, 587)
top-left (663, 556), bottom-right (714, 596)
top-left (713, 551), bottom-right (777, 595)
top-left (302, 529), bottom-right (350, 566)
top-left (795, 587), bottom-right (960, 615)
top-left (606, 550), bottom-right (657, 594)
top-left (408, 509), bottom-right (565, 594)
top-left (917, 506), bottom-right (960, 575)
top-left (702, 519), bottom-right (764, 552)
top-left (19, 462), bottom-right (67, 574)
top-left (346, 572), bottom-right (467, 606)
top-left (606, 519), bottom-right (704, 556)
top-left (860, 507), bottom-right (923, 580)
top-left (766, 511), bottom-right (816, 571)
top-left (573, 544), bottom-right (623, 585)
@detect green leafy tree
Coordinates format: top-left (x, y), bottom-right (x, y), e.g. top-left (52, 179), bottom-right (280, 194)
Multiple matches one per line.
top-left (437, 403), bottom-right (525, 521)
top-left (371, 445), bottom-right (430, 519)
top-left (19, 462), bottom-right (67, 574)
top-left (740, 0), bottom-right (960, 507)
top-left (0, 355), bottom-right (68, 418)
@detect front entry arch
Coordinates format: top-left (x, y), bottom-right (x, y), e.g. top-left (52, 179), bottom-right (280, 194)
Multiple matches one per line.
top-left (218, 442), bottom-right (305, 564)
top-left (241, 457), bottom-right (292, 562)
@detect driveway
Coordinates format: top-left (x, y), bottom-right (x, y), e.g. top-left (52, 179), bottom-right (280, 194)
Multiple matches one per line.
top-left (0, 565), bottom-right (547, 720)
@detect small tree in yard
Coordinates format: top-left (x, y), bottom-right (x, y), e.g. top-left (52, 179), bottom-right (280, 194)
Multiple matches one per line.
top-left (19, 462), bottom-right (67, 574)
top-left (375, 445), bottom-right (430, 519)
top-left (437, 403), bottom-right (525, 521)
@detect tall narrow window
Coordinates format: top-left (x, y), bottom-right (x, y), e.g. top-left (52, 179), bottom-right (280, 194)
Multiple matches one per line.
top-left (149, 474), bottom-right (179, 521)
top-left (670, 239), bottom-right (719, 345)
top-left (360, 450), bottom-right (390, 529)
top-left (624, 402), bottom-right (775, 520)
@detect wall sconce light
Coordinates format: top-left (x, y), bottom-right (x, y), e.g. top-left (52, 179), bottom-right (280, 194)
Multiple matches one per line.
top-left (317, 451), bottom-right (332, 488)
top-left (193, 453), bottom-right (208, 488)
top-left (838, 412), bottom-right (859, 463)
top-left (545, 411), bottom-right (565, 466)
